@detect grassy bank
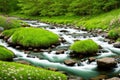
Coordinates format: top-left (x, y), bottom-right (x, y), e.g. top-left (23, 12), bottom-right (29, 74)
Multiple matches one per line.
top-left (0, 61), bottom-right (67, 80)
top-left (10, 9), bottom-right (120, 30)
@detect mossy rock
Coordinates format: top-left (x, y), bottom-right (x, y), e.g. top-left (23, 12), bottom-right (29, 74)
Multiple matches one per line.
top-left (0, 45), bottom-right (14, 61)
top-left (2, 27), bottom-right (59, 48)
top-left (108, 28), bottom-right (120, 40)
top-left (70, 39), bottom-right (99, 57)
top-left (0, 61), bottom-right (67, 80)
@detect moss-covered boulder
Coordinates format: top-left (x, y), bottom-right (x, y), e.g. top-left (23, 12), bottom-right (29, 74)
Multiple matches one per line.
top-left (0, 61), bottom-right (67, 80)
top-left (108, 28), bottom-right (120, 40)
top-left (70, 39), bottom-right (99, 58)
top-left (2, 27), bottom-right (59, 48)
top-left (0, 45), bottom-right (14, 61)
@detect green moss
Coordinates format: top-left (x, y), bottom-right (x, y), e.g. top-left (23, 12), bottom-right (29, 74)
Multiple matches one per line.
top-left (3, 27), bottom-right (59, 48)
top-left (0, 45), bottom-right (14, 61)
top-left (0, 61), bottom-right (67, 80)
top-left (108, 28), bottom-right (120, 40)
top-left (70, 39), bottom-right (98, 56)
top-left (0, 15), bottom-right (22, 30)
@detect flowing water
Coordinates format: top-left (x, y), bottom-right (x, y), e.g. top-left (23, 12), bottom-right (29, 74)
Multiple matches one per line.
top-left (0, 20), bottom-right (120, 79)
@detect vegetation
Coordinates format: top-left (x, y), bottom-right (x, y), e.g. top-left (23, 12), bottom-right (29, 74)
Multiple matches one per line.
top-left (2, 27), bottom-right (59, 48)
top-left (0, 15), bottom-right (22, 29)
top-left (108, 28), bottom-right (120, 40)
top-left (0, 45), bottom-right (14, 61)
top-left (0, 61), bottom-right (67, 80)
top-left (70, 39), bottom-right (99, 56)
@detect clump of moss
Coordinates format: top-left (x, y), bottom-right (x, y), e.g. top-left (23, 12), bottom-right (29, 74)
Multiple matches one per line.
top-left (0, 61), bottom-right (67, 80)
top-left (108, 28), bottom-right (120, 40)
top-left (70, 39), bottom-right (99, 57)
top-left (0, 45), bottom-right (14, 61)
top-left (2, 27), bottom-right (59, 48)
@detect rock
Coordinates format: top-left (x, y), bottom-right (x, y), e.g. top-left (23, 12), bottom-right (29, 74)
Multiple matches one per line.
top-left (56, 50), bottom-right (65, 54)
top-left (48, 67), bottom-right (58, 71)
top-left (16, 60), bottom-right (31, 65)
top-left (113, 42), bottom-right (120, 48)
top-left (24, 50), bottom-right (30, 54)
top-left (60, 30), bottom-right (69, 32)
top-left (27, 54), bottom-right (36, 58)
top-left (0, 33), bottom-right (4, 38)
top-left (21, 24), bottom-right (30, 27)
top-left (88, 57), bottom-right (96, 63)
top-left (97, 57), bottom-right (117, 69)
top-left (28, 47), bottom-right (33, 50)
top-left (0, 27), bottom-right (4, 32)
top-left (33, 48), bottom-right (38, 52)
top-left (64, 59), bottom-right (76, 66)
top-left (90, 75), bottom-right (108, 80)
top-left (51, 45), bottom-right (55, 48)
top-left (15, 46), bottom-right (21, 49)
top-left (106, 77), bottom-right (120, 80)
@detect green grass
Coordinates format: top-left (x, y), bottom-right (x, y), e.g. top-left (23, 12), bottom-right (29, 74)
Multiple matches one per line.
top-left (0, 61), bottom-right (67, 80)
top-left (2, 27), bottom-right (59, 48)
top-left (108, 28), bottom-right (120, 40)
top-left (0, 45), bottom-right (14, 61)
top-left (0, 15), bottom-right (22, 30)
top-left (70, 39), bottom-right (99, 56)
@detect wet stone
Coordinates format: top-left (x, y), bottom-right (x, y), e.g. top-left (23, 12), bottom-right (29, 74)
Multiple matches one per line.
top-left (88, 57), bottom-right (96, 63)
top-left (56, 50), bottom-right (65, 54)
top-left (113, 42), bottom-right (120, 48)
top-left (15, 46), bottom-right (21, 49)
top-left (16, 60), bottom-right (31, 65)
top-left (48, 67), bottom-right (58, 71)
top-left (90, 75), bottom-right (108, 80)
top-left (64, 59), bottom-right (76, 66)
top-left (106, 77), bottom-right (120, 80)
top-left (60, 30), bottom-right (69, 32)
top-left (33, 48), bottom-right (39, 52)
top-left (27, 54), bottom-right (36, 58)
top-left (97, 57), bottom-right (117, 69)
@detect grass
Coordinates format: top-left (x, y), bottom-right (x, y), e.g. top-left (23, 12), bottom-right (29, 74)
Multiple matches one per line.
top-left (2, 27), bottom-right (59, 48)
top-left (0, 45), bottom-right (14, 61)
top-left (0, 61), bottom-right (67, 80)
top-left (108, 27), bottom-right (120, 40)
top-left (70, 39), bottom-right (99, 56)
top-left (0, 15), bottom-right (22, 30)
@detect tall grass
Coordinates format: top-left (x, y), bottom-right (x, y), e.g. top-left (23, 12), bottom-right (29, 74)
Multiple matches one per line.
top-left (0, 61), bottom-right (67, 80)
top-left (0, 15), bottom-right (22, 30)
top-left (0, 45), bottom-right (14, 61)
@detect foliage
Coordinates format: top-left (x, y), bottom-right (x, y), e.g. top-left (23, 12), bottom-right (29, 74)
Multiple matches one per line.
top-left (0, 15), bottom-right (22, 29)
top-left (70, 39), bottom-right (98, 55)
top-left (108, 28), bottom-right (120, 40)
top-left (0, 45), bottom-right (14, 61)
top-left (3, 27), bottom-right (59, 48)
top-left (0, 61), bottom-right (67, 80)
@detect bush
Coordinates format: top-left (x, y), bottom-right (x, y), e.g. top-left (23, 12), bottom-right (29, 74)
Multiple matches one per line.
top-left (0, 61), bottom-right (67, 80)
top-left (70, 39), bottom-right (98, 56)
top-left (0, 45), bottom-right (14, 61)
top-left (0, 15), bottom-right (22, 30)
top-left (108, 28), bottom-right (120, 40)
top-left (3, 27), bottom-right (59, 48)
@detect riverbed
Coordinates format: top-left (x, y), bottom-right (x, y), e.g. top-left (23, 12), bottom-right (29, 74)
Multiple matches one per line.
top-left (0, 20), bottom-right (119, 80)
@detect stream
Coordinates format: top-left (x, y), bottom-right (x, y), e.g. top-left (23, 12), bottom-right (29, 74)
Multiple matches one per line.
top-left (0, 20), bottom-right (120, 79)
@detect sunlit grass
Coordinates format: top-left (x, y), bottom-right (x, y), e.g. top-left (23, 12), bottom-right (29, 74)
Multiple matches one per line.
top-left (70, 39), bottom-right (98, 55)
top-left (2, 27), bottom-right (59, 48)
top-left (0, 61), bottom-right (67, 80)
top-left (0, 45), bottom-right (14, 61)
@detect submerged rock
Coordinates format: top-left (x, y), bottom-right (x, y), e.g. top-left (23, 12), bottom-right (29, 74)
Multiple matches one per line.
top-left (64, 59), bottom-right (76, 66)
top-left (56, 50), bottom-right (65, 54)
top-left (97, 57), bottom-right (117, 69)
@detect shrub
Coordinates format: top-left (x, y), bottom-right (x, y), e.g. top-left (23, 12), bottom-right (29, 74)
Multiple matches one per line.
top-left (108, 28), bottom-right (120, 40)
top-left (70, 39), bottom-right (98, 56)
top-left (0, 15), bottom-right (22, 30)
top-left (0, 45), bottom-right (14, 61)
top-left (0, 61), bottom-right (67, 80)
top-left (3, 27), bottom-right (59, 48)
